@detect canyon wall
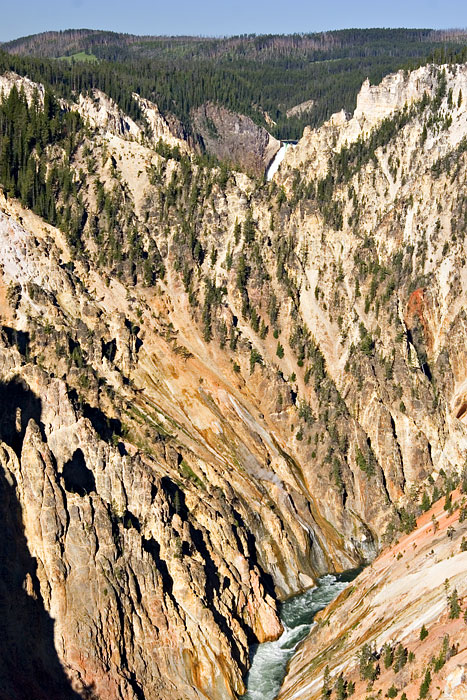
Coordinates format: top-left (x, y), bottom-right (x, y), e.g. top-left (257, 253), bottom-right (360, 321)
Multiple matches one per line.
top-left (0, 63), bottom-right (467, 698)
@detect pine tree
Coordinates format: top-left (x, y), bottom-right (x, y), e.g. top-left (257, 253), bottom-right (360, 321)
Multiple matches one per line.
top-left (421, 491), bottom-right (430, 512)
top-left (335, 674), bottom-right (347, 700)
top-left (382, 643), bottom-right (393, 668)
top-left (448, 589), bottom-right (461, 619)
top-left (419, 670), bottom-right (431, 698)
top-left (393, 644), bottom-right (407, 672)
top-left (321, 665), bottom-right (331, 700)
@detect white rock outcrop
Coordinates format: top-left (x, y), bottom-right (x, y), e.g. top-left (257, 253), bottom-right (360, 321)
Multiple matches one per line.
top-left (0, 70), bottom-right (45, 104)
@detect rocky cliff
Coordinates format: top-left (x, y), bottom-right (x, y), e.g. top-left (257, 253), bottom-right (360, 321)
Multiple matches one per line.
top-left (1, 62), bottom-right (467, 699)
top-left (192, 102), bottom-right (280, 176)
top-left (0, 200), bottom-right (287, 700)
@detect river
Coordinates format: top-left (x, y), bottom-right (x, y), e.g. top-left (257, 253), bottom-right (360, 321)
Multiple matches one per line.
top-left (243, 570), bottom-right (360, 700)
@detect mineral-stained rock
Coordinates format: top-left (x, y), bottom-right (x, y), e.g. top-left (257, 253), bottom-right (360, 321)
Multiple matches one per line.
top-left (277, 491), bottom-right (467, 700)
top-left (1, 61), bottom-right (467, 699)
top-left (0, 366), bottom-right (283, 699)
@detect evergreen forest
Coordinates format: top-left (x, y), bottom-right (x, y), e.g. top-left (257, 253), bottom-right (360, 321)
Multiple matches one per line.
top-left (2, 28), bottom-right (467, 139)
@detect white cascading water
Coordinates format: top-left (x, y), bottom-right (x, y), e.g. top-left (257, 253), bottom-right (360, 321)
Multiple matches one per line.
top-left (243, 571), bottom-right (360, 700)
top-left (266, 142), bottom-right (295, 181)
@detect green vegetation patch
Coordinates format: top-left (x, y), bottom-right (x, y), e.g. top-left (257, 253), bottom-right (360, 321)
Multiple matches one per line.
top-left (3, 28), bottom-right (467, 139)
top-left (56, 51), bottom-right (98, 63)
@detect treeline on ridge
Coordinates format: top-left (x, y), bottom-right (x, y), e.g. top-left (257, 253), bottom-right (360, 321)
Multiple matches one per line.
top-left (2, 28), bottom-right (467, 139)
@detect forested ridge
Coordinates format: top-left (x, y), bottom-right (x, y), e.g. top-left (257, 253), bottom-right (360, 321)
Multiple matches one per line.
top-left (2, 28), bottom-right (467, 139)
top-left (0, 85), bottom-right (83, 228)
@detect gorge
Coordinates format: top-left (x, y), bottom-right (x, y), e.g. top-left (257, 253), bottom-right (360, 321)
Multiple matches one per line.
top-left (0, 31), bottom-right (466, 700)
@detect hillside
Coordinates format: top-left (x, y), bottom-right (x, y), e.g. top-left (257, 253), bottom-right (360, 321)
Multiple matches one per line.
top-left (278, 489), bottom-right (467, 700)
top-left (2, 28), bottom-right (467, 142)
top-left (1, 53), bottom-right (467, 700)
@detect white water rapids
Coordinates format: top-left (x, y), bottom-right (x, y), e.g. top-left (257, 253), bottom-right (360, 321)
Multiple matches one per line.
top-left (243, 571), bottom-right (359, 700)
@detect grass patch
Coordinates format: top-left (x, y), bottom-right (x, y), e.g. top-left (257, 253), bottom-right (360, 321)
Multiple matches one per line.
top-left (179, 459), bottom-right (205, 490)
top-left (57, 52), bottom-right (98, 63)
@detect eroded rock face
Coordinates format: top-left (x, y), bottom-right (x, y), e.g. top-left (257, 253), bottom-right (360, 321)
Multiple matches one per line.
top-left (353, 68), bottom-right (437, 124)
top-left (0, 200), bottom-right (349, 699)
top-left (135, 94), bottom-right (190, 151)
top-left (279, 63), bottom-right (467, 179)
top-left (440, 665), bottom-right (467, 700)
top-left (0, 70), bottom-right (45, 104)
top-left (2, 61), bottom-right (467, 699)
top-left (192, 102), bottom-right (280, 175)
top-left (77, 90), bottom-right (141, 139)
top-left (0, 361), bottom-right (284, 700)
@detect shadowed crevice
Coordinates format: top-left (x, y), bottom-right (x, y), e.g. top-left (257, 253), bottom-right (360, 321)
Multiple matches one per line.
top-left (1, 327), bottom-right (29, 357)
top-left (62, 448), bottom-right (96, 496)
top-left (0, 377), bottom-right (44, 457)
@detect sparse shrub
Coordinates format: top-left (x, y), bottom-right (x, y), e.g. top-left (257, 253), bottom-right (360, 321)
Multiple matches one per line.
top-left (444, 491), bottom-right (452, 511)
top-left (355, 447), bottom-right (374, 477)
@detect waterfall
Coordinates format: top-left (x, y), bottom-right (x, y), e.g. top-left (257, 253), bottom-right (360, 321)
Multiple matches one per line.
top-left (266, 141), bottom-right (296, 181)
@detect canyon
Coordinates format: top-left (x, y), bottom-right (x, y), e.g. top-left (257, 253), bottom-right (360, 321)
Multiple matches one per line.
top-left (0, 57), bottom-right (467, 700)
